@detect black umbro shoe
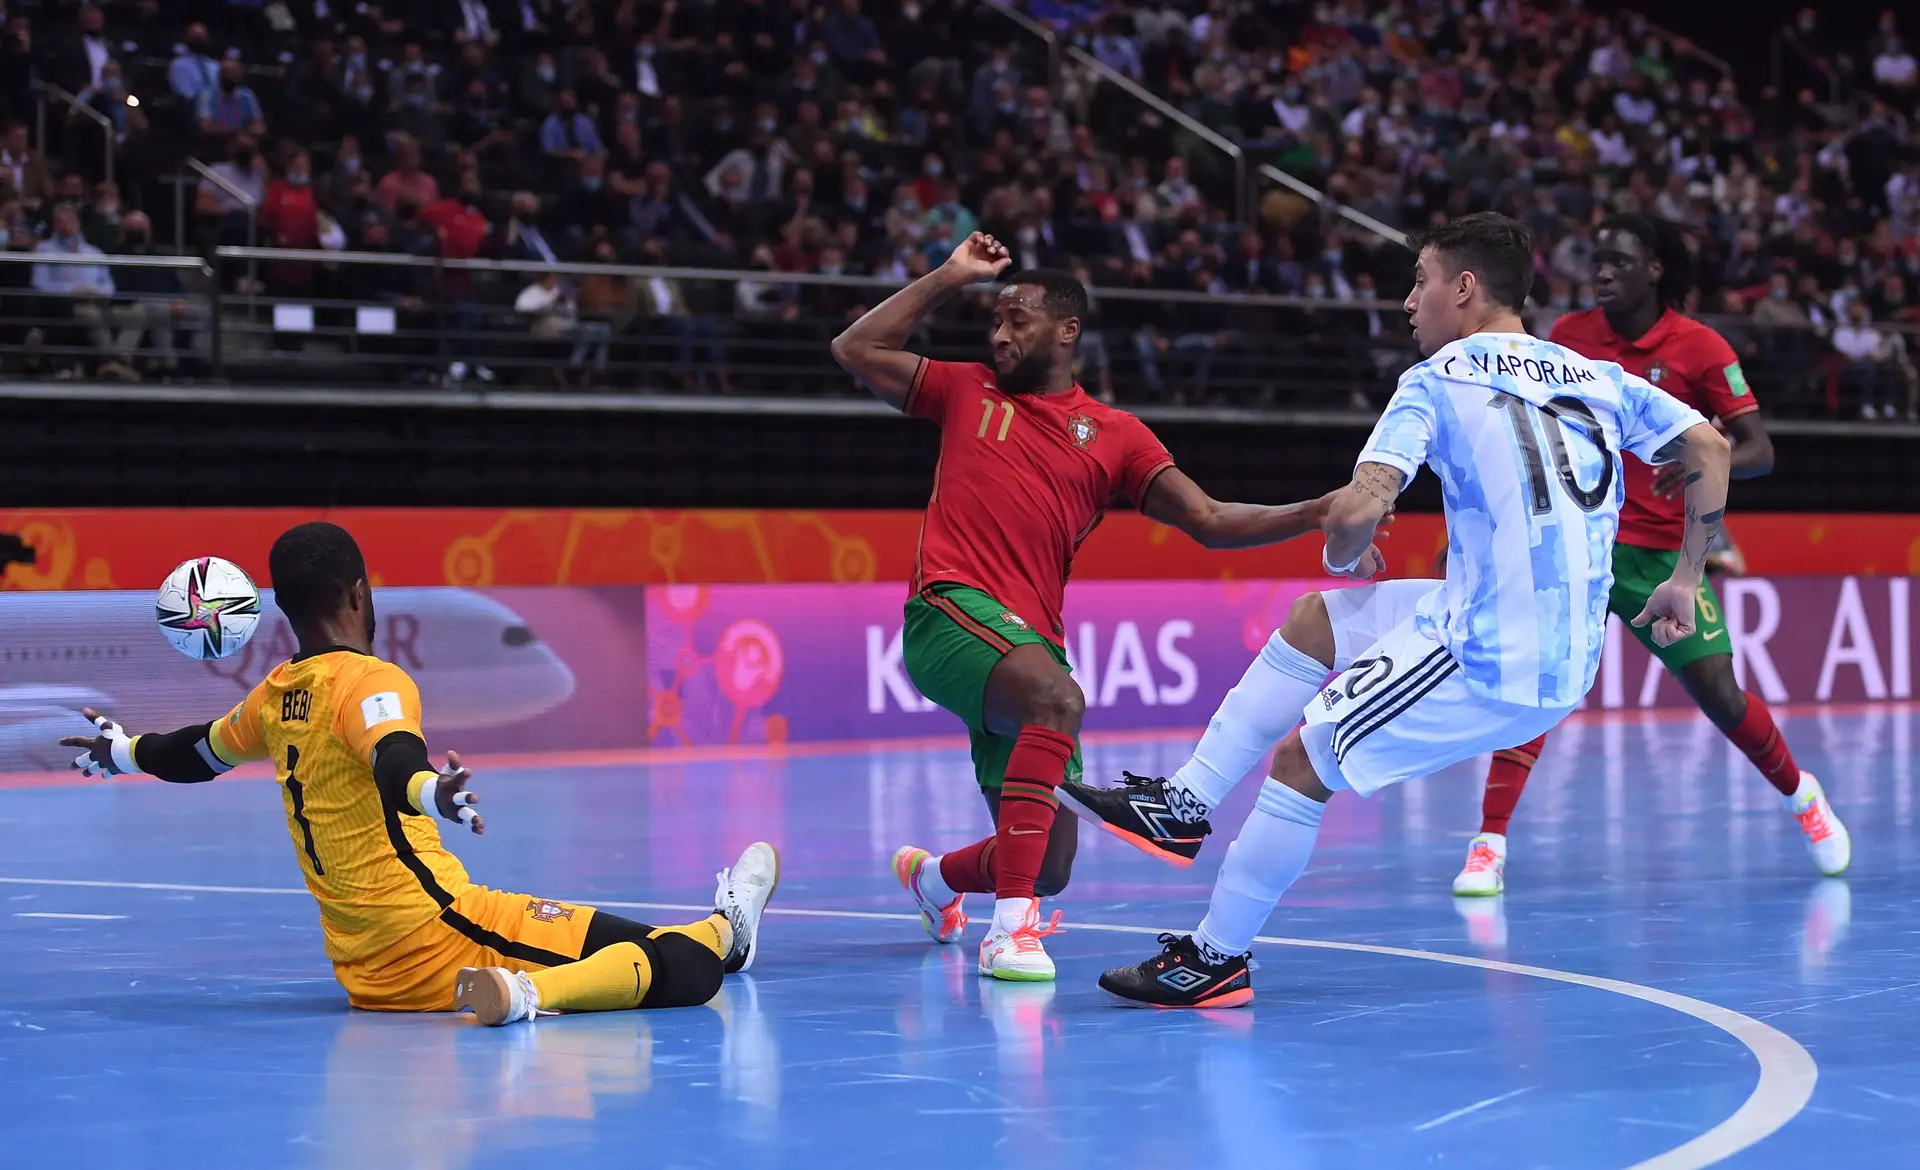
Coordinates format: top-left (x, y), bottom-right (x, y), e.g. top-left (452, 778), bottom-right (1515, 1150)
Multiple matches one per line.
top-left (1099, 934), bottom-right (1254, 1009)
top-left (1056, 772), bottom-right (1211, 868)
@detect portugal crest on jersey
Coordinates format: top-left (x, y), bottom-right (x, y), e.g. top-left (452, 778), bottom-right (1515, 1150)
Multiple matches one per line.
top-left (526, 899), bottom-right (575, 923)
top-left (1646, 362), bottom-right (1666, 385)
top-left (1066, 414), bottom-right (1098, 448)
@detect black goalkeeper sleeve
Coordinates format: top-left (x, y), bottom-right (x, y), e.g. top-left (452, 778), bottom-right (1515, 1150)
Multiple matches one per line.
top-left (371, 730), bottom-right (436, 817)
top-left (130, 723), bottom-right (229, 783)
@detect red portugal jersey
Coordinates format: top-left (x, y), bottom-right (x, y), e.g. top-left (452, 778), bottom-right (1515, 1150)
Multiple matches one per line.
top-left (907, 358), bottom-right (1176, 643)
top-left (1548, 308), bottom-right (1758, 551)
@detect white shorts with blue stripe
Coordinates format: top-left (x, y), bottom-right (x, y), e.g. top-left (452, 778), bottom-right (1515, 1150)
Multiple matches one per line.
top-left (1301, 580), bottom-right (1573, 798)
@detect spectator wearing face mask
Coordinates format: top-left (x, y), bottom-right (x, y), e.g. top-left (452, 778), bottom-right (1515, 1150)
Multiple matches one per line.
top-left (521, 51), bottom-right (562, 121)
top-left (171, 23), bottom-right (221, 103)
top-left (107, 210), bottom-right (205, 375)
top-left (374, 135), bottom-right (440, 215)
top-left (393, 74), bottom-right (449, 154)
top-left (261, 150), bottom-right (321, 292)
top-left (30, 204), bottom-right (117, 378)
top-left (195, 134), bottom-right (266, 250)
top-left (197, 56), bottom-right (266, 141)
top-left (1832, 300), bottom-right (1909, 420)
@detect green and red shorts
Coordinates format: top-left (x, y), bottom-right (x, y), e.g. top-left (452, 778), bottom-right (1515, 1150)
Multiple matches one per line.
top-left (902, 584), bottom-right (1085, 790)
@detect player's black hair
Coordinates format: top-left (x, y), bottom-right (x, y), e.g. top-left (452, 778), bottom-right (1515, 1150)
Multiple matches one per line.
top-left (268, 522), bottom-right (368, 629)
top-left (1597, 212), bottom-right (1694, 309)
top-left (1000, 268), bottom-right (1089, 326)
top-left (1411, 212), bottom-right (1536, 312)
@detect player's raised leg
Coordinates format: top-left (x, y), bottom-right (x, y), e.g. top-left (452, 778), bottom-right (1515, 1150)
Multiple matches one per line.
top-left (454, 841), bottom-right (780, 1025)
top-left (1060, 578), bottom-right (1418, 867)
top-left (1100, 615), bottom-right (1567, 1008)
top-left (1451, 736), bottom-right (1542, 896)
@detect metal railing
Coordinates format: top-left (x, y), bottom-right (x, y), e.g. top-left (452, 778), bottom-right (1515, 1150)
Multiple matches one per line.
top-left (37, 85), bottom-right (116, 190)
top-left (0, 247), bottom-right (1914, 424)
top-left (984, 1), bottom-right (1408, 249)
top-left (184, 158), bottom-right (259, 285)
top-left (980, 0), bottom-right (1062, 98)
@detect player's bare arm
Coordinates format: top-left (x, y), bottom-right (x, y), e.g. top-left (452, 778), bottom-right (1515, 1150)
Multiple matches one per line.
top-left (1319, 462), bottom-right (1401, 579)
top-left (1139, 468), bottom-right (1337, 552)
top-left (829, 231), bottom-right (1012, 410)
top-left (1633, 423), bottom-right (1732, 646)
top-left (1652, 411), bottom-right (1772, 497)
top-left (60, 705), bottom-right (485, 835)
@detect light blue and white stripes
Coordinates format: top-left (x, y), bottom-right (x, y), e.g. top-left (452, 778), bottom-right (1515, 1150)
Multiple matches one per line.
top-left (1356, 331), bottom-right (1705, 708)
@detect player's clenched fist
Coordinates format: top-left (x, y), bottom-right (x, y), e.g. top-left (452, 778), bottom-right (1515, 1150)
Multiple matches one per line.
top-left (940, 231), bottom-right (1012, 283)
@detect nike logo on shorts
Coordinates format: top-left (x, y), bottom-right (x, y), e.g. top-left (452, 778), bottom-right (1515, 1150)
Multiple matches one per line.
top-left (1702, 630), bottom-right (1726, 641)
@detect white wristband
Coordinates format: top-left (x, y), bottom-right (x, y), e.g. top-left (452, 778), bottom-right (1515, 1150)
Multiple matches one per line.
top-left (1322, 545), bottom-right (1363, 575)
top-left (108, 728), bottom-right (138, 775)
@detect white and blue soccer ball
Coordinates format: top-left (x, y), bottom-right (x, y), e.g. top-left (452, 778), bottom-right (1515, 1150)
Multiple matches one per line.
top-left (156, 556), bottom-right (262, 660)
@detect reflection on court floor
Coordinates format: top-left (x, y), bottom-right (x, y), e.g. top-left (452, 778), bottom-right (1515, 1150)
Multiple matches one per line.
top-left (1, 707), bottom-right (1915, 1169)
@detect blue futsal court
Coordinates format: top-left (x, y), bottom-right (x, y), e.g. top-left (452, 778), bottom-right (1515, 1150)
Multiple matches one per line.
top-left (3, 707), bottom-right (1915, 1169)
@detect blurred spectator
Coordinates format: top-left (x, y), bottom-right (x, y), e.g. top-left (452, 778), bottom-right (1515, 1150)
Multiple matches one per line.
top-left (194, 135), bottom-right (266, 249)
top-left (1872, 36), bottom-right (1916, 97)
top-left (261, 150), bottom-right (321, 292)
top-left (107, 210), bottom-right (204, 375)
top-left (30, 204), bottom-right (117, 378)
top-left (514, 271), bottom-right (579, 386)
top-left (69, 61), bottom-right (147, 187)
top-left (374, 135), bottom-right (439, 213)
top-left (2, 122), bottom-right (53, 210)
top-left (554, 154), bottom-right (623, 249)
top-left (169, 23), bottom-right (220, 104)
top-left (574, 239), bottom-right (634, 383)
top-left (821, 0), bottom-right (888, 86)
top-left (1833, 302), bottom-right (1906, 419)
top-left (540, 89), bottom-right (604, 174)
top-left (197, 57), bottom-right (266, 142)
top-left (504, 191), bottom-right (562, 266)
top-left (49, 4), bottom-right (115, 98)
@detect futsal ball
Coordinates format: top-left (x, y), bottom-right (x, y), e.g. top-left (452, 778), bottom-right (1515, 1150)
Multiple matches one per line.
top-left (156, 557), bottom-right (263, 660)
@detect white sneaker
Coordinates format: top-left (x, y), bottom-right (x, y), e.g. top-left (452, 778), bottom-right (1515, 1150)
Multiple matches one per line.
top-left (1452, 832), bottom-right (1507, 897)
top-left (454, 967), bottom-right (542, 1026)
top-left (978, 898), bottom-right (1062, 982)
top-left (1785, 773), bottom-right (1851, 877)
top-left (714, 841), bottom-right (782, 973)
top-left (893, 845), bottom-right (968, 944)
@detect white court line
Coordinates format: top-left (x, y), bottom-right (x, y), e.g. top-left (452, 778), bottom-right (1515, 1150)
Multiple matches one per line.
top-left (1413, 1084), bottom-right (1538, 1131)
top-left (0, 875), bottom-right (1816, 1169)
top-left (14, 911), bottom-right (126, 920)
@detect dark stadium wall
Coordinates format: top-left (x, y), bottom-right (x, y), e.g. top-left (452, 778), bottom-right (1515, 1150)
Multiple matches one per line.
top-left (4, 397), bottom-right (1918, 514)
top-left (1600, 0), bottom-right (1883, 96)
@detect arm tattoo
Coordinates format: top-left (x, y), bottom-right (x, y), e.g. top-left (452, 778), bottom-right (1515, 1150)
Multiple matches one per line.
top-left (1683, 471), bottom-right (1703, 486)
top-left (1649, 435), bottom-right (1687, 465)
top-left (1352, 463), bottom-right (1406, 505)
top-left (1698, 508), bottom-right (1725, 527)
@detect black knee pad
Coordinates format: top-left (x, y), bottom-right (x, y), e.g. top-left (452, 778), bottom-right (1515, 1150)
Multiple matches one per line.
top-left (1034, 867), bottom-right (1073, 898)
top-left (637, 931), bottom-right (725, 1009)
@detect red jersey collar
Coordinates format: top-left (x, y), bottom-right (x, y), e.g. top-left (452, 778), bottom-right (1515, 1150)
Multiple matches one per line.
top-left (1608, 307), bottom-right (1682, 352)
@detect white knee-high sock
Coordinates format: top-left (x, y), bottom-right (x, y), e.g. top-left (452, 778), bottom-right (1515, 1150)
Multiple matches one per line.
top-left (1194, 779), bottom-right (1326, 959)
top-left (1168, 630), bottom-right (1329, 818)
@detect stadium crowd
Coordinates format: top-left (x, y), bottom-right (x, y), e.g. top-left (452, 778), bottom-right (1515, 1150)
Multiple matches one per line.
top-left (0, 0), bottom-right (1913, 415)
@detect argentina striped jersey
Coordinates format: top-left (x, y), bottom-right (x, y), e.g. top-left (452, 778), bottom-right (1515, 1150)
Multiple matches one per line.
top-left (1357, 331), bottom-right (1707, 707)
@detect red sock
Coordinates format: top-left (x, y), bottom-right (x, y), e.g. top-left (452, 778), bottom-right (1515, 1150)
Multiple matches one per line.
top-left (993, 726), bottom-right (1076, 900)
top-left (1723, 692), bottom-right (1802, 797)
top-left (1482, 734), bottom-right (1545, 836)
top-left (938, 836), bottom-right (998, 894)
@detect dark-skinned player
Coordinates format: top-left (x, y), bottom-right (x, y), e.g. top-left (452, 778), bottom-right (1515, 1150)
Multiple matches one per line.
top-left (830, 232), bottom-right (1375, 980)
top-left (1452, 213), bottom-right (1849, 896)
top-left (64, 522), bottom-right (781, 1024)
